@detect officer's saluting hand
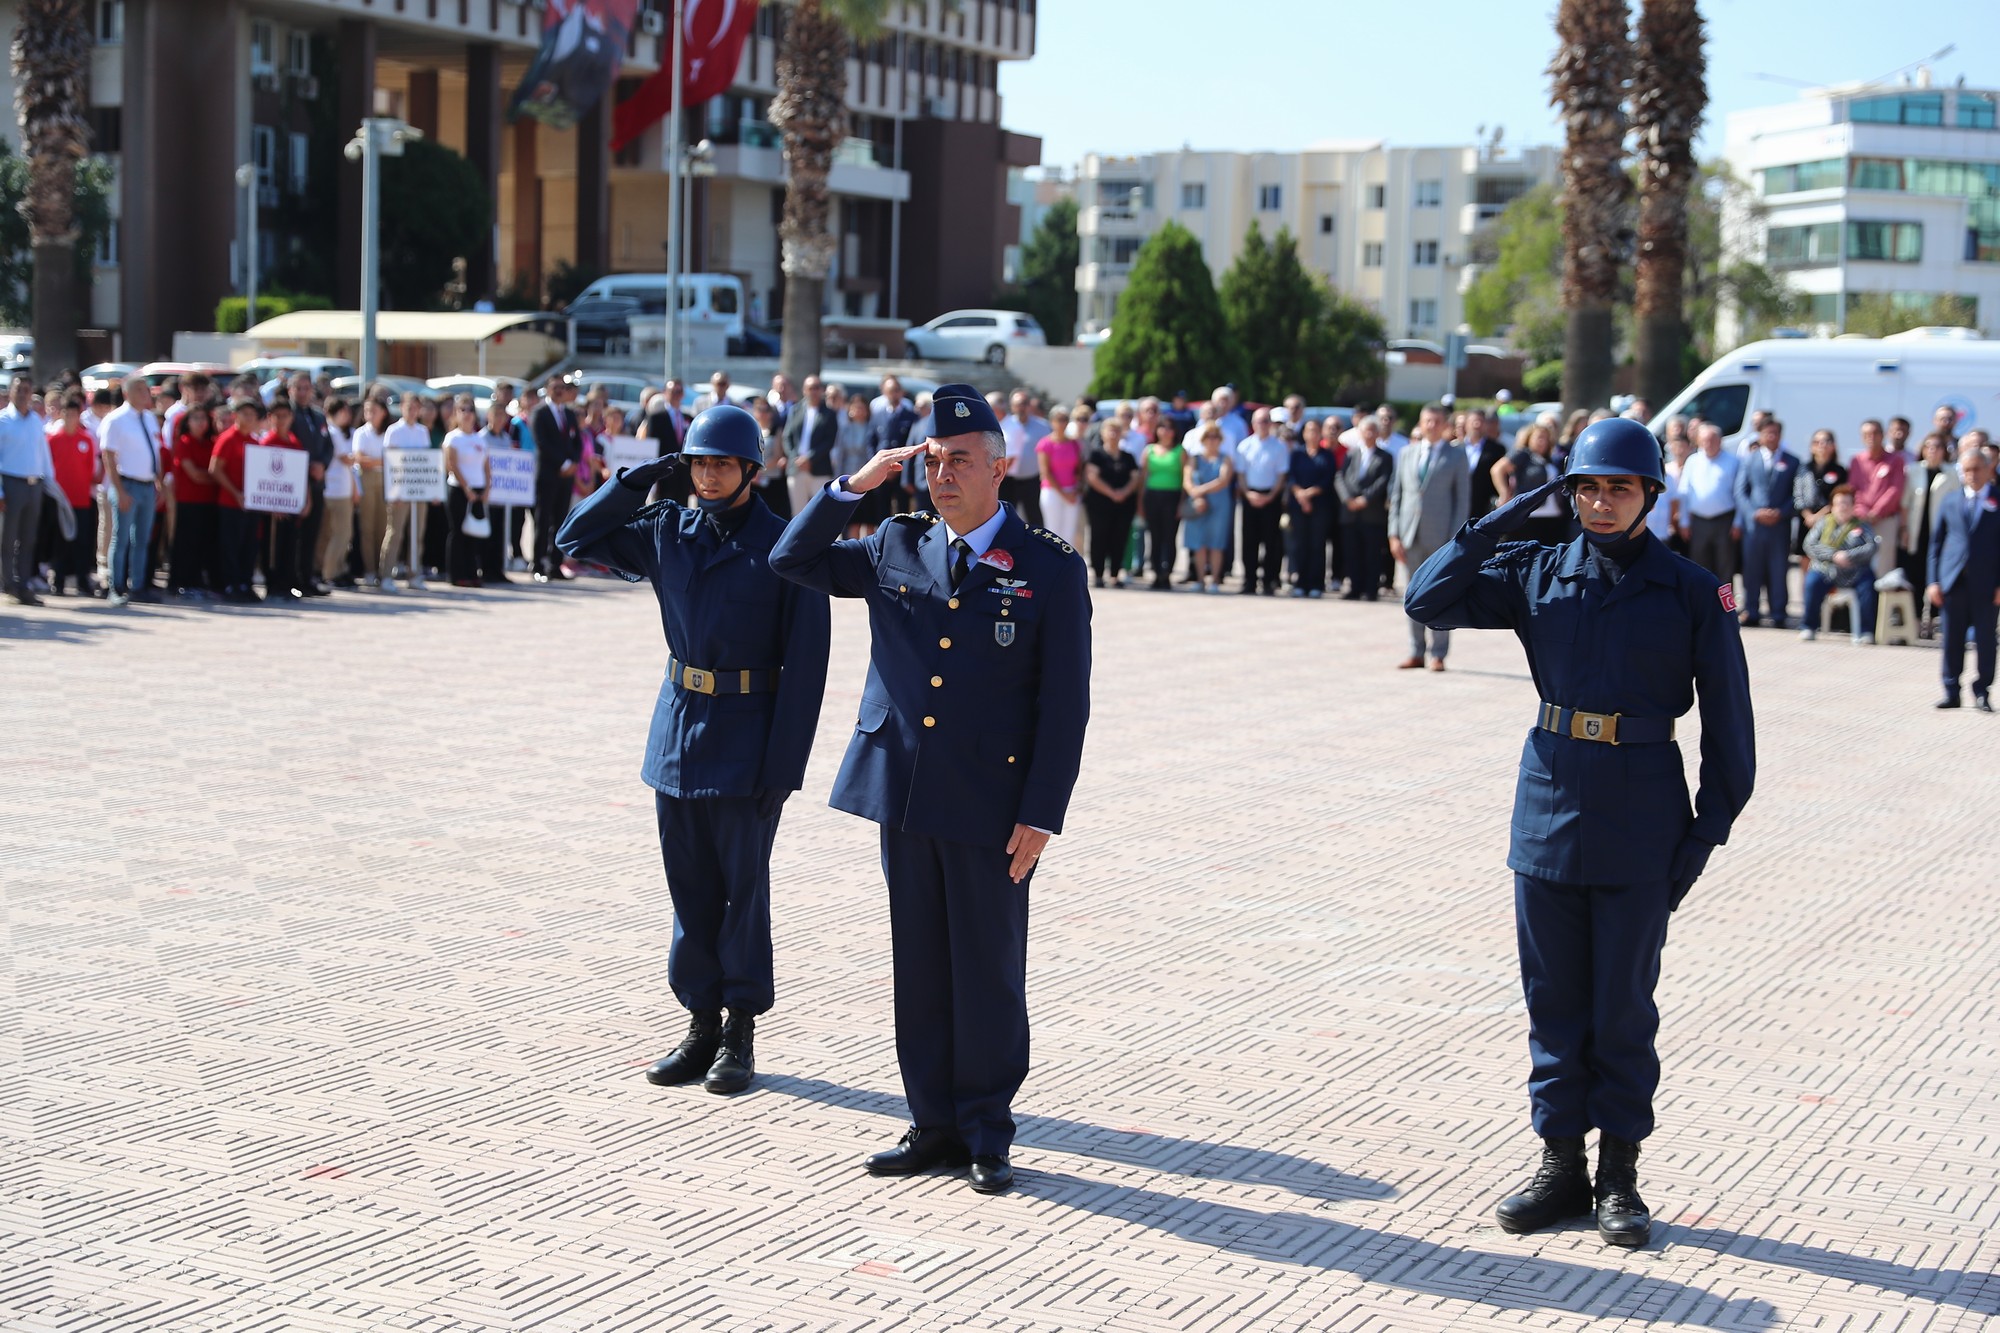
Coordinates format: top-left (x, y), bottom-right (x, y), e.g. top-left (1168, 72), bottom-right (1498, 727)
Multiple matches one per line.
top-left (770, 383), bottom-right (1093, 1195)
top-left (1405, 418), bottom-right (1756, 1251)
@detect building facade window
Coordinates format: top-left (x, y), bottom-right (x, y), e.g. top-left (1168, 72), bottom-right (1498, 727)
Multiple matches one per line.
top-left (1766, 222), bottom-right (1839, 268)
top-left (1846, 220), bottom-right (1922, 263)
top-left (1959, 94), bottom-right (1997, 130)
top-left (1257, 184), bottom-right (1281, 211)
top-left (1362, 241), bottom-right (1384, 267)
top-left (1319, 214), bottom-right (1333, 235)
top-left (1414, 179), bottom-right (1442, 207)
top-left (288, 132), bottom-right (310, 196)
top-left (85, 106), bottom-right (121, 154)
top-left (1180, 182), bottom-right (1204, 209)
top-left (1474, 176), bottom-right (1532, 207)
top-left (250, 19), bottom-right (275, 73)
top-left (252, 125), bottom-right (277, 195)
top-left (1849, 93), bottom-right (1944, 126)
top-left (1762, 159), bottom-right (1844, 195)
top-left (1412, 239), bottom-right (1439, 266)
top-left (95, 219), bottom-right (119, 267)
top-left (1365, 183), bottom-right (1385, 209)
top-left (287, 30), bottom-right (311, 75)
top-left (96, 0), bottom-right (122, 43)
top-left (1408, 298), bottom-right (1438, 327)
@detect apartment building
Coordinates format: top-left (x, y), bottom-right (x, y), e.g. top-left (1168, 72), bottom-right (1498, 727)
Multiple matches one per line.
top-left (1074, 139), bottom-right (1558, 341)
top-left (1720, 76), bottom-right (2000, 342)
top-left (0, 0), bottom-right (1040, 360)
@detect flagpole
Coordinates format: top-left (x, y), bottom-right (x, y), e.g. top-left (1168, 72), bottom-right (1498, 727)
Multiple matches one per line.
top-left (663, 0), bottom-right (686, 394)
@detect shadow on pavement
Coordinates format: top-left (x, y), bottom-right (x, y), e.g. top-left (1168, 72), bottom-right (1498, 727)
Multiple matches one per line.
top-left (1665, 1223), bottom-right (1999, 1318)
top-left (759, 1072), bottom-right (1393, 1202)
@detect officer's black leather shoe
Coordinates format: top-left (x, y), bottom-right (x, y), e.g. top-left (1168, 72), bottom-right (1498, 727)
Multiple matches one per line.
top-left (1594, 1134), bottom-right (1653, 1248)
top-left (1494, 1135), bottom-right (1592, 1234)
top-left (703, 1012), bottom-right (756, 1094)
top-left (864, 1127), bottom-right (971, 1176)
top-left (968, 1155), bottom-right (1013, 1194)
top-left (644, 1010), bottom-right (722, 1086)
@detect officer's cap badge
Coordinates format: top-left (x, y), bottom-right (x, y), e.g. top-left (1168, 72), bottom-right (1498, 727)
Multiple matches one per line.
top-left (955, 403), bottom-right (971, 418)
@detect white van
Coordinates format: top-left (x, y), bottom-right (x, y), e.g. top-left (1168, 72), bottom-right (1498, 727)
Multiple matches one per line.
top-left (1651, 333), bottom-right (2000, 461)
top-left (573, 273), bottom-right (746, 343)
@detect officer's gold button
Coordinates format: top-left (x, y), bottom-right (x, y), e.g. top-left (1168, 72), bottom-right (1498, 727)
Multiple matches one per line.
top-left (1007, 756), bottom-right (1016, 764)
top-left (930, 676), bottom-right (943, 687)
top-left (947, 598), bottom-right (959, 609)
top-left (939, 637), bottom-right (951, 649)
top-left (898, 584), bottom-right (908, 593)
top-left (923, 715), bottom-right (936, 728)
top-left (1001, 609), bottom-right (1010, 617)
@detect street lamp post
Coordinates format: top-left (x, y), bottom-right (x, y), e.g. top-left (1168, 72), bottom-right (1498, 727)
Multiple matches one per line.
top-left (236, 163), bottom-right (258, 332)
top-left (679, 138), bottom-right (715, 377)
top-left (344, 118), bottom-right (421, 387)
top-left (662, 0), bottom-right (686, 391)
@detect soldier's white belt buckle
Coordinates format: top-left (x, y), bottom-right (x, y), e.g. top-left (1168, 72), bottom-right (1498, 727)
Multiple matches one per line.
top-left (1569, 710), bottom-right (1620, 745)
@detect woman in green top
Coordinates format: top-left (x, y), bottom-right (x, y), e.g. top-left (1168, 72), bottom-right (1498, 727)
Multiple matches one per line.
top-left (1140, 418), bottom-right (1187, 589)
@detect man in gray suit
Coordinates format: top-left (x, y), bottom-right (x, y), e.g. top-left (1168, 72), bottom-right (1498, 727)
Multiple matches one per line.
top-left (1388, 403), bottom-right (1469, 670)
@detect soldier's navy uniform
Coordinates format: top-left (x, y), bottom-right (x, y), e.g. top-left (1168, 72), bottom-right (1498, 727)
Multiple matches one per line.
top-left (1406, 417), bottom-right (1756, 1246)
top-left (770, 386), bottom-right (1091, 1178)
top-left (556, 407), bottom-right (830, 1090)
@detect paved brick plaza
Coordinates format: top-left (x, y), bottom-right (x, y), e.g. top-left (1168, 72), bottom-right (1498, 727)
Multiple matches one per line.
top-left (3, 577), bottom-right (1998, 1332)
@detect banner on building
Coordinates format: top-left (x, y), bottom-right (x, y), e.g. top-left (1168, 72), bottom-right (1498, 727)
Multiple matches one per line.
top-left (487, 449), bottom-right (539, 508)
top-left (242, 445), bottom-right (309, 515)
top-left (610, 0), bottom-right (758, 152)
top-left (508, 0), bottom-right (640, 131)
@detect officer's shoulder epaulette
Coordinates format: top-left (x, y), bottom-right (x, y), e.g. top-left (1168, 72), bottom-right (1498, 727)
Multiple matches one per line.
top-left (887, 510), bottom-right (941, 527)
top-left (1028, 525), bottom-right (1078, 557)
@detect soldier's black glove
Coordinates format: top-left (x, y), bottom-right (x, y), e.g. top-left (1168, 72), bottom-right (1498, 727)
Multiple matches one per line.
top-left (1473, 475), bottom-right (1566, 538)
top-left (1668, 836), bottom-right (1713, 910)
top-left (754, 789), bottom-right (787, 821)
top-left (618, 454), bottom-right (682, 493)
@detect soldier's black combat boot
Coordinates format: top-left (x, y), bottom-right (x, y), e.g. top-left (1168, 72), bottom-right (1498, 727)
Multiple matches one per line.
top-left (1494, 1135), bottom-right (1593, 1234)
top-left (704, 1010), bottom-right (756, 1094)
top-left (644, 1009), bottom-right (722, 1086)
top-left (1593, 1134), bottom-right (1652, 1248)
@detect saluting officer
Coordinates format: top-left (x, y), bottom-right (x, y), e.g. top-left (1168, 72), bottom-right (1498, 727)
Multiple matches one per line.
top-left (1405, 417), bottom-right (1756, 1248)
top-left (770, 383), bottom-right (1092, 1195)
top-left (556, 405), bottom-right (830, 1095)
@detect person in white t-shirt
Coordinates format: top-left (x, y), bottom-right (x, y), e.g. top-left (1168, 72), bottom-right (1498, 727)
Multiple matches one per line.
top-left (350, 397), bottom-right (391, 587)
top-left (379, 393), bottom-right (432, 590)
top-left (442, 394), bottom-right (491, 587)
top-left (318, 397), bottom-right (359, 586)
top-left (475, 401), bottom-right (518, 583)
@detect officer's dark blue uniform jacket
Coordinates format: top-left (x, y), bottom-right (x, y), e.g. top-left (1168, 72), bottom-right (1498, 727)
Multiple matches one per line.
top-left (556, 480), bottom-right (830, 799)
top-left (1407, 527), bottom-right (1756, 885)
top-left (770, 487), bottom-right (1091, 852)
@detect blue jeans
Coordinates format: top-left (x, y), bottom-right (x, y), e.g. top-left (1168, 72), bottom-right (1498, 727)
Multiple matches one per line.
top-left (1802, 568), bottom-right (1877, 639)
top-left (110, 481), bottom-right (156, 595)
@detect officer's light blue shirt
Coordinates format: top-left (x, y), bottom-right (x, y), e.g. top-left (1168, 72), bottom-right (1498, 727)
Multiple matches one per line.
top-left (0, 405), bottom-right (51, 480)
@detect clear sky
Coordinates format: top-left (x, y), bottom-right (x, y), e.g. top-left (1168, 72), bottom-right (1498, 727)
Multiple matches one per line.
top-left (999, 0), bottom-right (1995, 170)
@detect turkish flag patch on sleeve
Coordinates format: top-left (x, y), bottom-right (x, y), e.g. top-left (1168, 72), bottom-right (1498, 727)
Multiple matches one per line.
top-left (1718, 583), bottom-right (1738, 613)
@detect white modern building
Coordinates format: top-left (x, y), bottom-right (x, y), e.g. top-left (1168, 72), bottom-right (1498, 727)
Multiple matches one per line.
top-left (1073, 139), bottom-right (1558, 341)
top-left (1720, 77), bottom-right (2000, 343)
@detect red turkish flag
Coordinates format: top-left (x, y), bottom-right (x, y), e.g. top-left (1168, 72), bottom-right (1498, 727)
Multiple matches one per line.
top-left (610, 0), bottom-right (757, 152)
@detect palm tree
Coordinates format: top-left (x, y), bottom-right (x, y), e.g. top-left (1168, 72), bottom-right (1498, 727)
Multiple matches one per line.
top-left (770, 0), bottom-right (888, 389)
top-left (1548, 0), bottom-right (1632, 417)
top-left (1631, 0), bottom-right (1706, 409)
top-left (10, 0), bottom-right (90, 380)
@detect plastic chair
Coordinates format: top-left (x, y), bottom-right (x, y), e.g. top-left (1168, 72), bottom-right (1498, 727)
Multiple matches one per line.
top-left (1819, 587), bottom-right (1856, 635)
top-left (1876, 585), bottom-right (1917, 647)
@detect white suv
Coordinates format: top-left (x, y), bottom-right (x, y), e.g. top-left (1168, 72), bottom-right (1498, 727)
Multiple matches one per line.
top-left (904, 309), bottom-right (1047, 365)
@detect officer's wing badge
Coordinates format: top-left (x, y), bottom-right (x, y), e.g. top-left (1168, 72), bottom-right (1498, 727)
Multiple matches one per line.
top-left (994, 622), bottom-right (1016, 647)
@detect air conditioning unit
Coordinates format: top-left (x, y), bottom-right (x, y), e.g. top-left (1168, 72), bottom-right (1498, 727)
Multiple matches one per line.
top-left (295, 75), bottom-right (320, 100)
top-left (639, 8), bottom-right (664, 35)
top-left (252, 69), bottom-right (280, 93)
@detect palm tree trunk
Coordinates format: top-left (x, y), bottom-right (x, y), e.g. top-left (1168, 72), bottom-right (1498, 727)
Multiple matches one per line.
top-left (12, 0), bottom-right (91, 381)
top-left (1632, 0), bottom-right (1706, 410)
top-left (770, 0), bottom-right (848, 390)
top-left (1549, 0), bottom-right (1632, 418)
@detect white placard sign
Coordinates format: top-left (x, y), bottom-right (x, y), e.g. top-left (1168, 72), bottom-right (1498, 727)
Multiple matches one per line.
top-left (487, 449), bottom-right (538, 507)
top-left (242, 445), bottom-right (309, 515)
top-left (602, 434), bottom-right (655, 477)
top-left (385, 448), bottom-right (448, 503)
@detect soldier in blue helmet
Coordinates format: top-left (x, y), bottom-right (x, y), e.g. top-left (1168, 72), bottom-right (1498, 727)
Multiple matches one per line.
top-left (556, 403), bottom-right (830, 1096)
top-left (770, 383), bottom-right (1092, 1195)
top-left (1405, 416), bottom-right (1756, 1248)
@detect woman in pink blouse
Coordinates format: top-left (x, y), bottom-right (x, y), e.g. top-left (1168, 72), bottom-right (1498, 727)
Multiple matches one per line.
top-left (1035, 404), bottom-right (1084, 544)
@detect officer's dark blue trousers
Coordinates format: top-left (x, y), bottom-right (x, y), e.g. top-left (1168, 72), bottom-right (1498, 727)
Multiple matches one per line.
top-left (1739, 523), bottom-right (1790, 624)
top-left (1938, 584), bottom-right (1998, 699)
top-left (880, 828), bottom-right (1031, 1159)
top-left (655, 793), bottom-right (779, 1015)
top-left (1514, 874), bottom-right (1672, 1142)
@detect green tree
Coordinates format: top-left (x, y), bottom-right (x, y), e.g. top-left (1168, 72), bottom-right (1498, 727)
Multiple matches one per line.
top-left (1843, 293), bottom-right (1977, 338)
top-left (1090, 221), bottom-right (1234, 398)
top-left (0, 141), bottom-right (110, 332)
top-left (1463, 183), bottom-right (1565, 363)
top-left (1015, 196), bottom-right (1078, 346)
top-left (376, 138), bottom-right (492, 310)
top-left (1219, 223), bottom-right (1381, 402)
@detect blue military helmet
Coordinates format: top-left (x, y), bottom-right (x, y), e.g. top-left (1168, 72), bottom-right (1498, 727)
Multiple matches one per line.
top-left (682, 403), bottom-right (764, 466)
top-left (1564, 417), bottom-right (1665, 487)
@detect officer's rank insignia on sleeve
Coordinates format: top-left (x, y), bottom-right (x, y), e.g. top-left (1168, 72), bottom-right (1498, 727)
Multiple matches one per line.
top-left (1718, 583), bottom-right (1738, 613)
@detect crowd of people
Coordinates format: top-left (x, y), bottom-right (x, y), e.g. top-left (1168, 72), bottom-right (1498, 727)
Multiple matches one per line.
top-left (4, 364), bottom-right (1994, 705)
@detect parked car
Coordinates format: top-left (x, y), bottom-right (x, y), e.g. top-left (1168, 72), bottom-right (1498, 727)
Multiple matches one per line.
top-left (135, 361), bottom-right (237, 388)
top-left (427, 375), bottom-right (510, 414)
top-left (731, 321), bottom-right (782, 357)
top-left (903, 309), bottom-right (1047, 365)
top-left (239, 356), bottom-right (356, 385)
top-left (1075, 326), bottom-right (1112, 349)
top-left (570, 372), bottom-right (653, 419)
top-left (328, 374), bottom-right (435, 409)
top-left (571, 273), bottom-right (747, 349)
top-left (80, 362), bottom-right (139, 392)
top-left (564, 296), bottom-right (645, 355)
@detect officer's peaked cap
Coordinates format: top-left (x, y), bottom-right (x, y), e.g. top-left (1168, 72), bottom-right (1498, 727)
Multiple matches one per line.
top-left (929, 383), bottom-right (1002, 437)
top-left (682, 403), bottom-right (763, 465)
top-left (1565, 417), bottom-right (1665, 487)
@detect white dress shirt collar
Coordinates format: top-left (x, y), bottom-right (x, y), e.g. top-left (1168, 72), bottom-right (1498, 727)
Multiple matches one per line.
top-left (944, 504), bottom-right (1009, 558)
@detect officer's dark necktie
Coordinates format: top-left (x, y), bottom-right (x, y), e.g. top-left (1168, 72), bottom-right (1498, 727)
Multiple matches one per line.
top-left (949, 538), bottom-right (973, 591)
